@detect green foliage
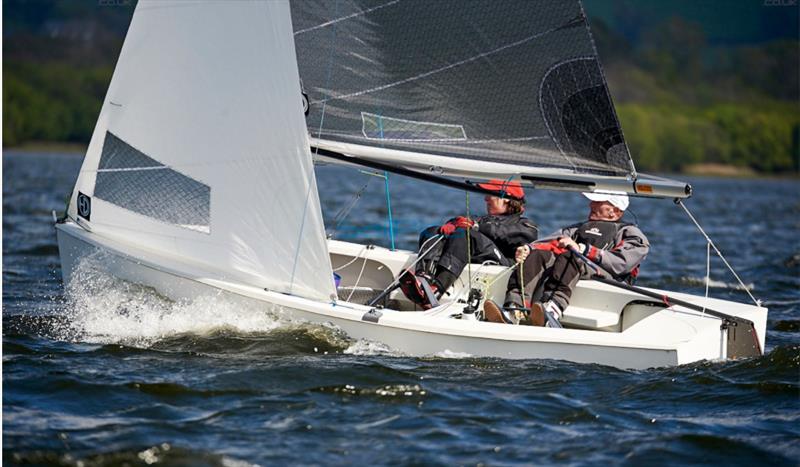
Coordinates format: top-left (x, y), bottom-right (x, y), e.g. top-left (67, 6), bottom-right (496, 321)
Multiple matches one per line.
top-left (3, 61), bottom-right (112, 146)
top-left (2, 1), bottom-right (798, 174)
top-left (618, 102), bottom-right (800, 173)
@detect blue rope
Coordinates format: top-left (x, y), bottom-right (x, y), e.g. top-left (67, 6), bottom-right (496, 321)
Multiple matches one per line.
top-left (384, 171), bottom-right (395, 250)
top-left (377, 114), bottom-right (395, 250)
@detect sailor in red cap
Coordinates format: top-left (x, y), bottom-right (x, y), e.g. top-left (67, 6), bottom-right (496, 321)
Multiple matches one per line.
top-left (400, 179), bottom-right (538, 309)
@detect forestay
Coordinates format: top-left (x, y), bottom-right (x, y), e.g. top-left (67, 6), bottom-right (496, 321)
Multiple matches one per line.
top-left (291, 0), bottom-right (635, 179)
top-left (67, 0), bottom-right (335, 301)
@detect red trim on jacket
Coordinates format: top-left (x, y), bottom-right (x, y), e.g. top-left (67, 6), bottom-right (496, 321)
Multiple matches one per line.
top-left (587, 245), bottom-right (600, 261)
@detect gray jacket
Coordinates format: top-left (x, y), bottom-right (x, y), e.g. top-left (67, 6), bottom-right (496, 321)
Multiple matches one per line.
top-left (536, 221), bottom-right (650, 279)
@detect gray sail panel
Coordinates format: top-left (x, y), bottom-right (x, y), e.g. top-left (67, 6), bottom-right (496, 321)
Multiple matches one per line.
top-left (290, 0), bottom-right (634, 177)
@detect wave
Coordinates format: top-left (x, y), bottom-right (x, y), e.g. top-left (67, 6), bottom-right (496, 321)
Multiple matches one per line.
top-left (5, 444), bottom-right (257, 467)
top-left (774, 320), bottom-right (800, 332)
top-left (312, 383), bottom-right (427, 400)
top-left (678, 276), bottom-right (755, 291)
top-left (49, 254), bottom-right (452, 359)
top-left (39, 254), bottom-right (356, 356)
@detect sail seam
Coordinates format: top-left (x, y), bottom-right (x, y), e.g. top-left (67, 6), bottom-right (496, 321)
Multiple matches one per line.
top-left (316, 129), bottom-right (550, 145)
top-left (312, 20), bottom-right (572, 104)
top-left (97, 166), bottom-right (169, 173)
top-left (293, 0), bottom-right (401, 35)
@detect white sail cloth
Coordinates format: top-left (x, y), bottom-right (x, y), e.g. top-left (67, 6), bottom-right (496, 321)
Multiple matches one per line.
top-left (68, 0), bottom-right (336, 301)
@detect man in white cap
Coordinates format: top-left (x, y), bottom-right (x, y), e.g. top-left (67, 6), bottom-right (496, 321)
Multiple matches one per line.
top-left (484, 191), bottom-right (649, 327)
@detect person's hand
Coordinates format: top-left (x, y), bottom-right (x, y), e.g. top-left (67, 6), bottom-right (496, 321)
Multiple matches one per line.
top-left (440, 216), bottom-right (474, 236)
top-left (557, 236), bottom-right (579, 251)
top-left (440, 221), bottom-right (457, 236)
top-left (453, 216), bottom-right (474, 229)
top-left (515, 244), bottom-right (531, 263)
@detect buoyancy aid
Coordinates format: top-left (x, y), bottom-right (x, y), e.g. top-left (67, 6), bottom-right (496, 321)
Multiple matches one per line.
top-left (572, 220), bottom-right (640, 283)
top-left (572, 220), bottom-right (631, 250)
top-left (477, 213), bottom-right (538, 259)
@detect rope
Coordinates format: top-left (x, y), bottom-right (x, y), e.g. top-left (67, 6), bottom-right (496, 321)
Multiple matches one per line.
top-left (329, 178), bottom-right (371, 239)
top-left (517, 253), bottom-right (524, 304)
top-left (465, 191), bottom-right (472, 288)
top-left (703, 241), bottom-right (710, 314)
top-left (675, 199), bottom-right (761, 306)
top-left (373, 234), bottom-right (445, 300)
top-left (384, 170), bottom-right (395, 250)
top-left (332, 245), bottom-right (369, 272)
top-left (484, 263), bottom-right (518, 290)
top-left (424, 260), bottom-right (512, 317)
top-left (346, 253), bottom-right (370, 302)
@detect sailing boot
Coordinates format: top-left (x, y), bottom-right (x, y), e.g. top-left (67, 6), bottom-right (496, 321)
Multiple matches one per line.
top-left (483, 300), bottom-right (515, 324)
top-left (399, 270), bottom-right (440, 309)
top-left (483, 300), bottom-right (535, 325)
top-left (528, 301), bottom-right (563, 328)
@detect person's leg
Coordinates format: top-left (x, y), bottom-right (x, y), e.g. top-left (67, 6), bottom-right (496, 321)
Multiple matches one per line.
top-left (433, 228), bottom-right (506, 291)
top-left (541, 251), bottom-right (583, 311)
top-left (415, 226), bottom-right (445, 276)
top-left (504, 250), bottom-right (555, 308)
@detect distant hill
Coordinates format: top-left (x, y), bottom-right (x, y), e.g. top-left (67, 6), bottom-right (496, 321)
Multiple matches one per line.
top-left (3, 0), bottom-right (798, 173)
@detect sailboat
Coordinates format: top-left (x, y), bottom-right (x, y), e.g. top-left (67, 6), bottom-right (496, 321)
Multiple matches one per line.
top-left (55, 0), bottom-right (766, 369)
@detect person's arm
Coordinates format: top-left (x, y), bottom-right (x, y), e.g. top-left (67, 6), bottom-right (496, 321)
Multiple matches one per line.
top-left (587, 225), bottom-right (649, 277)
top-left (515, 225), bottom-right (579, 263)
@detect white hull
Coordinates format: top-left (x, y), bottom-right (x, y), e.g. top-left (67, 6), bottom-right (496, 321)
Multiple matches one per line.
top-left (56, 220), bottom-right (767, 370)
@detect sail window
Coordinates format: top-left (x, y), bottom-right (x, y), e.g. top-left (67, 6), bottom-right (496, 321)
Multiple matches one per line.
top-left (361, 112), bottom-right (467, 142)
top-left (94, 132), bottom-right (211, 233)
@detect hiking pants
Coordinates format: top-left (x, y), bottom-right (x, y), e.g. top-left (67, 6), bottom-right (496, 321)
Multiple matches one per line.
top-left (417, 226), bottom-right (510, 290)
top-left (504, 249), bottom-right (589, 311)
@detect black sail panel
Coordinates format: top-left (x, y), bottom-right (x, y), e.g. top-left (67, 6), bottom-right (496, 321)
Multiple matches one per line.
top-left (290, 0), bottom-right (635, 177)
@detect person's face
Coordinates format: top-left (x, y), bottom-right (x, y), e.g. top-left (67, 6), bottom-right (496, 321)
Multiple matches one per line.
top-left (485, 195), bottom-right (509, 216)
top-left (588, 201), bottom-right (623, 221)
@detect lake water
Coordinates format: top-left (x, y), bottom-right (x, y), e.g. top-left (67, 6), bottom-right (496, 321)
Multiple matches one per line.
top-left (3, 151), bottom-right (799, 465)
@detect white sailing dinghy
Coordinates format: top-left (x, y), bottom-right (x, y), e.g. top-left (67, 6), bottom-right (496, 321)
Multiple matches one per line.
top-left (55, 0), bottom-right (766, 369)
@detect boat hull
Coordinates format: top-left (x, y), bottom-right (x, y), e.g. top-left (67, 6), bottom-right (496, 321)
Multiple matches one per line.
top-left (56, 221), bottom-right (767, 370)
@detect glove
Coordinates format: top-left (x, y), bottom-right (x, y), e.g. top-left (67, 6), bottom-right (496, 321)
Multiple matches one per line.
top-left (440, 222), bottom-right (457, 236)
top-left (453, 216), bottom-right (475, 229)
top-left (532, 239), bottom-right (567, 255)
top-left (439, 216), bottom-right (474, 235)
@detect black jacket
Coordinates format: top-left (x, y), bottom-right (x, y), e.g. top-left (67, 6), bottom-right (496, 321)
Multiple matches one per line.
top-left (477, 213), bottom-right (538, 259)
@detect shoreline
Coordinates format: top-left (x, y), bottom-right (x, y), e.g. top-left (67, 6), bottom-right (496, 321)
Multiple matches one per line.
top-left (3, 142), bottom-right (87, 154)
top-left (3, 142), bottom-right (797, 179)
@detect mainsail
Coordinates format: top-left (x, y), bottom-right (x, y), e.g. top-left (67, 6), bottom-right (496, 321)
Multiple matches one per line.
top-left (291, 0), bottom-right (690, 197)
top-left (67, 0), bottom-right (336, 301)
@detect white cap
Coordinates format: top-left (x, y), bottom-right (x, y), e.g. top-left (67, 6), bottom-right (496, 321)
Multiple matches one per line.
top-left (582, 190), bottom-right (629, 211)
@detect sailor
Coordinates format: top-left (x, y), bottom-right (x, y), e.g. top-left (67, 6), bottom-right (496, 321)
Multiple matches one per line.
top-left (400, 179), bottom-right (538, 309)
top-left (484, 191), bottom-right (649, 327)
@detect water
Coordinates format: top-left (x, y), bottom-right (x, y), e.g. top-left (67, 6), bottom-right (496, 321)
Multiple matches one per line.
top-left (3, 151), bottom-right (799, 466)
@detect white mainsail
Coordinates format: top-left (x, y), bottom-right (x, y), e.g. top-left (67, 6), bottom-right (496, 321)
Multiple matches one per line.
top-left (67, 0), bottom-right (335, 301)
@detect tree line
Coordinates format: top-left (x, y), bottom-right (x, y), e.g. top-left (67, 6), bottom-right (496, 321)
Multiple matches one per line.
top-left (3, 3), bottom-right (798, 174)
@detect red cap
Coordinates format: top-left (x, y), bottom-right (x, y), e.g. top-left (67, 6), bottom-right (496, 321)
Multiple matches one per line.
top-left (477, 179), bottom-right (525, 201)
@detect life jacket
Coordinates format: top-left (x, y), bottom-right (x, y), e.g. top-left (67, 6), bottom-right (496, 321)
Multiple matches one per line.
top-left (572, 220), bottom-right (630, 250)
top-left (572, 220), bottom-right (639, 284)
top-left (477, 213), bottom-right (538, 259)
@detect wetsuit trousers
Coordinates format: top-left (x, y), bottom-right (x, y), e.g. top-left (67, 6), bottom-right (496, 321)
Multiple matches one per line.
top-left (417, 226), bottom-right (510, 291)
top-left (504, 249), bottom-right (588, 311)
